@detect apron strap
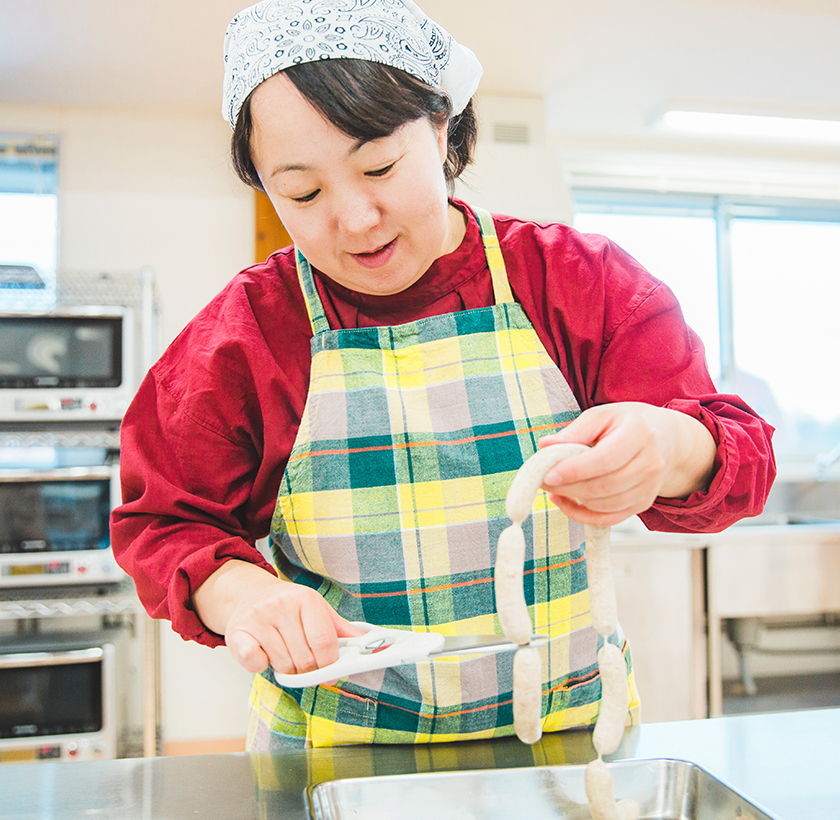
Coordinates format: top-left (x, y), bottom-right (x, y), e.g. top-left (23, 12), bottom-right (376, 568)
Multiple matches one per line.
top-left (295, 249), bottom-right (331, 337)
top-left (295, 205), bottom-right (514, 336)
top-left (472, 206), bottom-right (515, 305)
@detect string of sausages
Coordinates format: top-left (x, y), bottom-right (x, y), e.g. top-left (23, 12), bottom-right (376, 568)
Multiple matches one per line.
top-left (495, 443), bottom-right (640, 820)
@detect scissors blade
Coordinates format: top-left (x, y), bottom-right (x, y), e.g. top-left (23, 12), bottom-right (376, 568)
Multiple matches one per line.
top-left (270, 626), bottom-right (548, 688)
top-left (431, 633), bottom-right (548, 657)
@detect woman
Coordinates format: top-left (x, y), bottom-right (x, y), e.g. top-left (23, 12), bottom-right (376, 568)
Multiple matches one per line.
top-left (111, 0), bottom-right (775, 749)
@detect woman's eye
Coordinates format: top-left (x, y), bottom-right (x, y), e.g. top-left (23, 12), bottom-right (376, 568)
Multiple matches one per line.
top-left (366, 163), bottom-right (395, 178)
top-left (292, 190), bottom-right (319, 203)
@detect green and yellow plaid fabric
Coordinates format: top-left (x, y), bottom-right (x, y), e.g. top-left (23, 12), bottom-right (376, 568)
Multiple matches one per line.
top-left (253, 207), bottom-right (639, 748)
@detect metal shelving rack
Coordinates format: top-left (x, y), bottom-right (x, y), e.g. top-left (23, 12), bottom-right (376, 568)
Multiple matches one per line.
top-left (0, 583), bottom-right (141, 620)
top-left (0, 267), bottom-right (163, 758)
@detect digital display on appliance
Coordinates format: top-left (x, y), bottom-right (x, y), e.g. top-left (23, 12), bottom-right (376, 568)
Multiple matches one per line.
top-left (0, 661), bottom-right (102, 738)
top-left (0, 480), bottom-right (111, 554)
top-left (3, 562), bottom-right (69, 576)
top-left (0, 315), bottom-right (122, 388)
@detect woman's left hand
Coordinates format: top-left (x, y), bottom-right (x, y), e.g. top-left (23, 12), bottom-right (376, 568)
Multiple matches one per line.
top-left (537, 402), bottom-right (717, 527)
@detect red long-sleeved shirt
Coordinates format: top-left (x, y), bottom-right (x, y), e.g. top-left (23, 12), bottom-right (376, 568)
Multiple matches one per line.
top-left (111, 200), bottom-right (775, 647)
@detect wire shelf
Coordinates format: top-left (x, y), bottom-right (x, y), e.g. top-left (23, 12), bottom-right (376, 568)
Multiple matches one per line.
top-left (0, 428), bottom-right (121, 449)
top-left (0, 582), bottom-right (142, 620)
top-left (55, 268), bottom-right (159, 311)
top-left (1, 267), bottom-right (160, 313)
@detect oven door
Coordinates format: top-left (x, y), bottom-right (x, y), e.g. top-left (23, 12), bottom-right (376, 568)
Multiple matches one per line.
top-left (0, 644), bottom-right (117, 763)
top-left (0, 466), bottom-right (124, 587)
top-left (0, 308), bottom-right (135, 422)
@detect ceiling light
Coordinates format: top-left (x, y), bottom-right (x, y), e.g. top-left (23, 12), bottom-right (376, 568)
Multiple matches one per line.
top-left (656, 109), bottom-right (840, 144)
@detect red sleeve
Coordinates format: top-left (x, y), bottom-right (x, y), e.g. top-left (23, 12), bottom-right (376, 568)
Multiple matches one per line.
top-left (110, 254), bottom-right (311, 647)
top-left (494, 214), bottom-right (776, 534)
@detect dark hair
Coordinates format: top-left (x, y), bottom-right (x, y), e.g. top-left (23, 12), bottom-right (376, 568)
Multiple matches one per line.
top-left (231, 59), bottom-right (477, 193)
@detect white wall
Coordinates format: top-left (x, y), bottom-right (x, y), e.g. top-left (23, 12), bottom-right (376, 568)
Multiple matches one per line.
top-left (456, 94), bottom-right (575, 225)
top-left (161, 628), bottom-right (253, 744)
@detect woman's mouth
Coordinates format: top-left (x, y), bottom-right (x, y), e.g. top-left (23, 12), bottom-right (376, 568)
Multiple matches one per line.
top-left (350, 238), bottom-right (397, 269)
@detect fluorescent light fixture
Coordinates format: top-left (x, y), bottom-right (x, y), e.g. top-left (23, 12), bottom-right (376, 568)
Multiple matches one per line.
top-left (657, 109), bottom-right (840, 144)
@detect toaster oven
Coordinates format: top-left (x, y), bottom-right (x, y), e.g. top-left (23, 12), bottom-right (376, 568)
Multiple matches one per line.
top-left (0, 630), bottom-right (129, 764)
top-left (0, 464), bottom-right (124, 587)
top-left (0, 307), bottom-right (137, 422)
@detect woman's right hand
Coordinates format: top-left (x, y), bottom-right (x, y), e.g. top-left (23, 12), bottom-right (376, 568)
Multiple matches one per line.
top-left (192, 559), bottom-right (363, 675)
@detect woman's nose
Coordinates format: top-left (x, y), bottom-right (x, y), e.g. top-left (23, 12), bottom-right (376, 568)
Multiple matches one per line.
top-left (334, 188), bottom-right (381, 236)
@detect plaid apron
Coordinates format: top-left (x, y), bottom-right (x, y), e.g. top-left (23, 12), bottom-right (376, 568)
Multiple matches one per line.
top-left (248, 206), bottom-right (639, 748)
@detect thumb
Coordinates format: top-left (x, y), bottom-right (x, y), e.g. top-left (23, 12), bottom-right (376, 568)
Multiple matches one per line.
top-left (540, 407), bottom-right (611, 449)
top-left (330, 611), bottom-right (366, 638)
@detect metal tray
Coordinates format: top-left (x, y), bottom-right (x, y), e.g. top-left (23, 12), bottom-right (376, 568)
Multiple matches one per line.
top-left (307, 758), bottom-right (778, 820)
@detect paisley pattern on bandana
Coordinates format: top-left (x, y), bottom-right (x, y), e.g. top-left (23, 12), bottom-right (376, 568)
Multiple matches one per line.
top-left (222, 0), bottom-right (482, 126)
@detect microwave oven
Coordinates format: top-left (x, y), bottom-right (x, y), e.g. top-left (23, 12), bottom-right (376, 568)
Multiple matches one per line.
top-left (0, 630), bottom-right (128, 764)
top-left (0, 464), bottom-right (124, 587)
top-left (0, 307), bottom-right (137, 422)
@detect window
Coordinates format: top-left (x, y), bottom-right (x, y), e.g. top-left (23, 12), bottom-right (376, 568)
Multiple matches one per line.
top-left (0, 135), bottom-right (59, 311)
top-left (729, 210), bottom-right (840, 454)
top-left (573, 195), bottom-right (720, 381)
top-left (573, 191), bottom-right (840, 460)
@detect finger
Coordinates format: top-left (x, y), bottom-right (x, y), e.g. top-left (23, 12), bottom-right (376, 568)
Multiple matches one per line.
top-left (244, 624), bottom-right (300, 676)
top-left (547, 459), bottom-right (660, 518)
top-left (270, 609), bottom-right (322, 674)
top-left (300, 604), bottom-right (343, 671)
top-left (547, 459), bottom-right (653, 509)
top-left (539, 421), bottom-right (627, 486)
top-left (542, 452), bottom-right (637, 502)
top-left (549, 480), bottom-right (650, 516)
top-left (545, 431), bottom-right (648, 489)
top-left (227, 629), bottom-right (271, 674)
top-left (547, 494), bottom-right (638, 528)
top-left (555, 480), bottom-right (657, 516)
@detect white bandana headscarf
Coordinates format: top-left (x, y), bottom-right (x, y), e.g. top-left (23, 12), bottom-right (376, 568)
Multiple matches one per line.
top-left (222, 0), bottom-right (483, 128)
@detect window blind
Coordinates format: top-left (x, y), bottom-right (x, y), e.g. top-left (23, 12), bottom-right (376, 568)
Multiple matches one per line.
top-left (0, 135), bottom-right (58, 195)
top-left (0, 135), bottom-right (59, 309)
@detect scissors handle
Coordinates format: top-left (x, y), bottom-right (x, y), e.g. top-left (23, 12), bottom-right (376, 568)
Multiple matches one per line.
top-left (270, 622), bottom-right (445, 688)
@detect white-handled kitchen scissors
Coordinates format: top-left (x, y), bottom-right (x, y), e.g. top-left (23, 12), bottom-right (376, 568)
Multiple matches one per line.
top-left (271, 622), bottom-right (549, 688)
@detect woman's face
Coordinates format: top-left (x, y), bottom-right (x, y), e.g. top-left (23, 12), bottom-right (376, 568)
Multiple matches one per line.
top-left (249, 72), bottom-right (464, 296)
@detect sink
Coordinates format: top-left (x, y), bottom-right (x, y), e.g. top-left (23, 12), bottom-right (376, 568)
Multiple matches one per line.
top-left (786, 515), bottom-right (840, 525)
top-left (747, 478), bottom-right (840, 528)
top-left (733, 513), bottom-right (840, 528)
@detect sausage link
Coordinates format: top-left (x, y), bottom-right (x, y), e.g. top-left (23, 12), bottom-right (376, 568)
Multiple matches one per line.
top-left (512, 645), bottom-right (542, 745)
top-left (494, 524), bottom-right (532, 646)
top-left (504, 443), bottom-right (590, 524)
top-left (592, 642), bottom-right (629, 757)
top-left (584, 758), bottom-right (621, 820)
top-left (585, 525), bottom-right (618, 637)
top-left (616, 799), bottom-right (641, 820)
top-left (584, 758), bottom-right (640, 820)
top-left (501, 443), bottom-right (636, 817)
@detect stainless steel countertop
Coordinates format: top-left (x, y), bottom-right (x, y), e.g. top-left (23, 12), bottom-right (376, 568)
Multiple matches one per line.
top-left (0, 708), bottom-right (837, 820)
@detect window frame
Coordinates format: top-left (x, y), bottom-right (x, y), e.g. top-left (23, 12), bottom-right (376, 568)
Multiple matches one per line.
top-left (572, 188), bottom-right (840, 393)
top-left (572, 188), bottom-right (840, 461)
